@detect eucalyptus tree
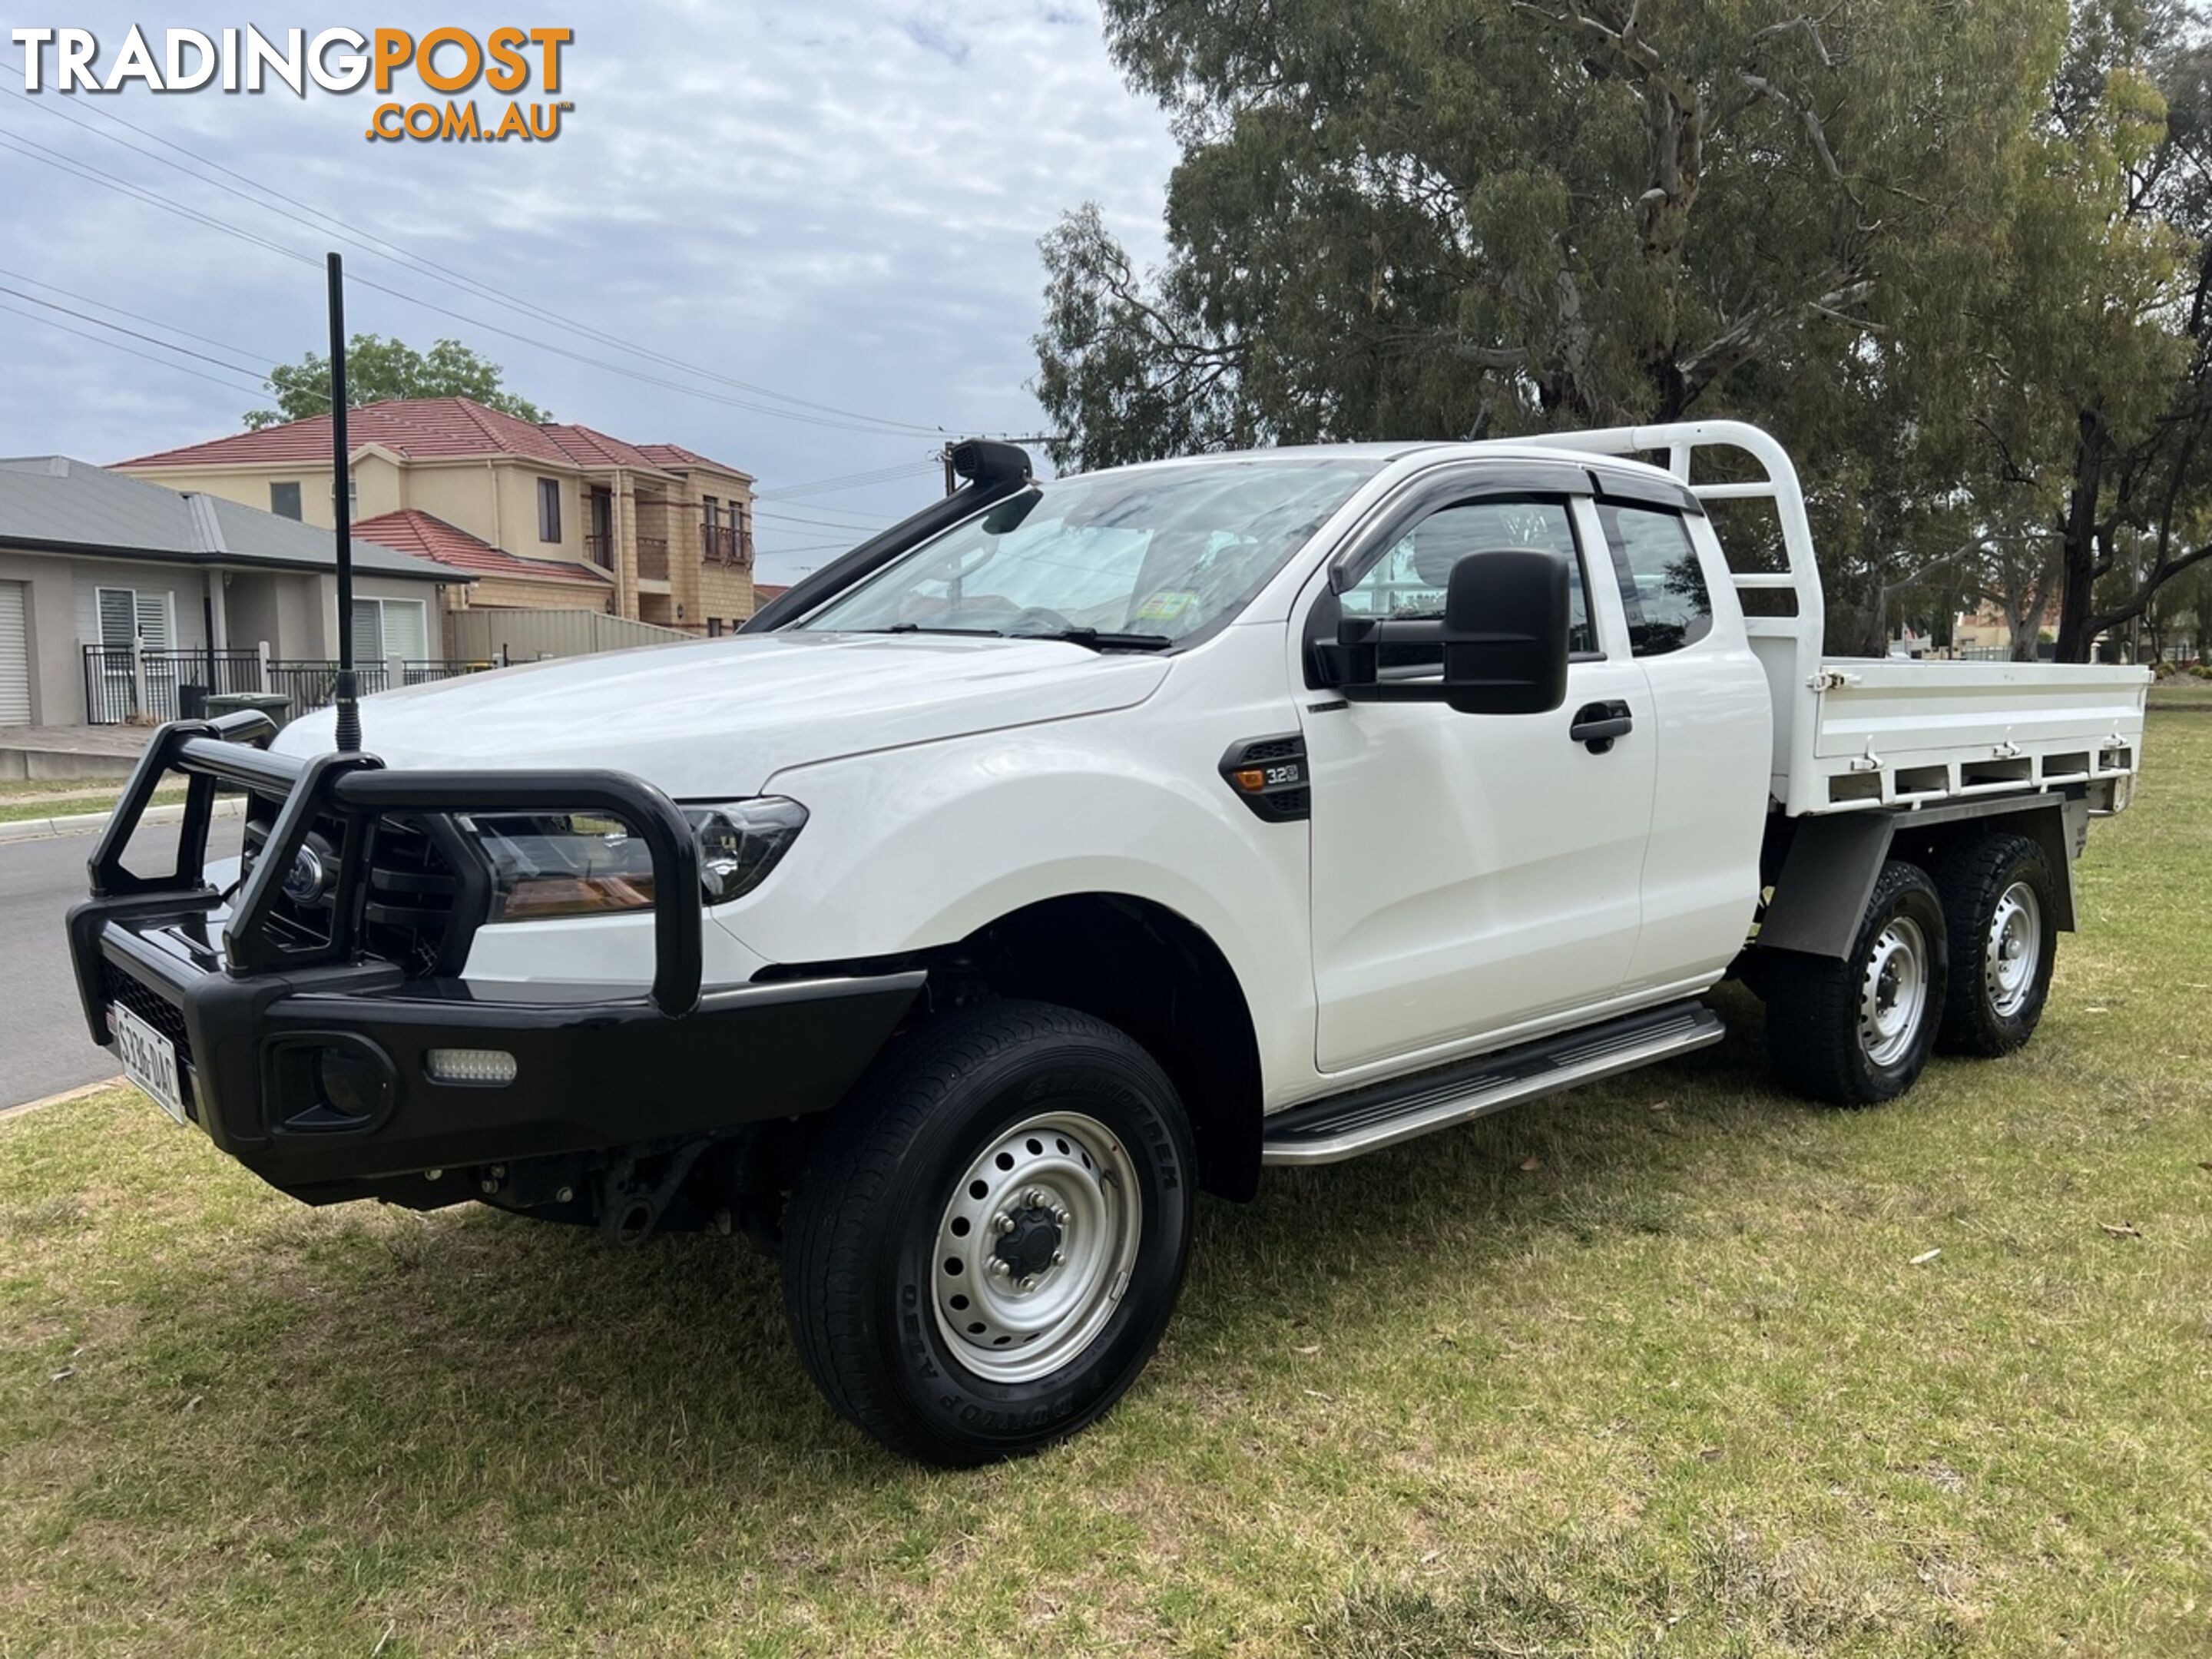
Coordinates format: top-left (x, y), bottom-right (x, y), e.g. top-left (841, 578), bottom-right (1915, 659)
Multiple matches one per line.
top-left (1042, 0), bottom-right (2052, 431)
top-left (1035, 0), bottom-right (2212, 654)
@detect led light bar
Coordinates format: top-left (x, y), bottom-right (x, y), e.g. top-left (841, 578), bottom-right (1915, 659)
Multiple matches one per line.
top-left (425, 1048), bottom-right (518, 1086)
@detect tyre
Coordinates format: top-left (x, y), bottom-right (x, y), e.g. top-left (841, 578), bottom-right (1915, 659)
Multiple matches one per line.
top-left (1930, 831), bottom-right (2058, 1056)
top-left (1763, 859), bottom-right (1949, 1105)
top-left (781, 999), bottom-right (1196, 1466)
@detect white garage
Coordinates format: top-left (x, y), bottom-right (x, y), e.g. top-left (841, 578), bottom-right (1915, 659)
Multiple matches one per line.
top-left (0, 580), bottom-right (30, 726)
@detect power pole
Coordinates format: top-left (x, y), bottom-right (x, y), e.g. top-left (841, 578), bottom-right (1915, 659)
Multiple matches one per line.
top-left (941, 435), bottom-right (1061, 496)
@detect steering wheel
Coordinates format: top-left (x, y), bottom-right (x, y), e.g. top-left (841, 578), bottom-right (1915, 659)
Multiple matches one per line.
top-left (1009, 607), bottom-right (1077, 635)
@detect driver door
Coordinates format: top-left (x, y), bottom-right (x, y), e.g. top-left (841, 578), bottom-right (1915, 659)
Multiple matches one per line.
top-left (1300, 489), bottom-right (1657, 1072)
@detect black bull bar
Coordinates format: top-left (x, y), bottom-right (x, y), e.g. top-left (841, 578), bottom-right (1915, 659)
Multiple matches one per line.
top-left (63, 713), bottom-right (922, 1200)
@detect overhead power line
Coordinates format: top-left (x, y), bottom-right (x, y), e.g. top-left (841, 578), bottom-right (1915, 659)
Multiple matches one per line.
top-left (760, 460), bottom-right (943, 498)
top-left (755, 497), bottom-right (893, 517)
top-left (753, 506), bottom-right (896, 531)
top-left (0, 70), bottom-right (997, 442)
top-left (0, 262), bottom-right (276, 363)
top-left (0, 280), bottom-right (276, 381)
top-left (2, 121), bottom-right (940, 435)
top-left (0, 298), bottom-right (270, 396)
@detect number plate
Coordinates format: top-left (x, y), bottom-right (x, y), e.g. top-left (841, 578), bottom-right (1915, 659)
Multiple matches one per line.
top-left (111, 1000), bottom-right (187, 1125)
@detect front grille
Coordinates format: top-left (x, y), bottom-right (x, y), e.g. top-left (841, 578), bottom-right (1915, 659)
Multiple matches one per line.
top-left (363, 818), bottom-right (462, 976)
top-left (103, 964), bottom-right (197, 1114)
top-left (241, 807), bottom-right (468, 977)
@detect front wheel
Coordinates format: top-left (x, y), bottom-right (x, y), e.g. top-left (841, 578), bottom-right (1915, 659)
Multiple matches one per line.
top-left (781, 1000), bottom-right (1195, 1465)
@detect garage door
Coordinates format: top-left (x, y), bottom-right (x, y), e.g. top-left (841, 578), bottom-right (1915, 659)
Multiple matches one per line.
top-left (0, 581), bottom-right (29, 726)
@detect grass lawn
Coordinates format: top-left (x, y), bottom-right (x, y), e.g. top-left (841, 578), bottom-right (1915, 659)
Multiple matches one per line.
top-left (3, 720), bottom-right (2207, 1657)
top-left (0, 779), bottom-right (119, 800)
top-left (0, 785), bottom-right (184, 826)
top-left (2147, 677), bottom-right (2212, 710)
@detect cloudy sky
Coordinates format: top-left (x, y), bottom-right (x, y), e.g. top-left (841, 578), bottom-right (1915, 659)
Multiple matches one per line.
top-left (0, 3), bottom-right (1178, 581)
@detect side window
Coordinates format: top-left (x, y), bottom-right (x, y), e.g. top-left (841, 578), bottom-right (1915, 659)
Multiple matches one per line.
top-left (1600, 504), bottom-right (1711, 657)
top-left (1340, 497), bottom-right (1595, 670)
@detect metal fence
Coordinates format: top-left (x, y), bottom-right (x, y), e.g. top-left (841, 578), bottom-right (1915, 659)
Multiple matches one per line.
top-left (81, 646), bottom-right (262, 725)
top-left (265, 659), bottom-right (487, 717)
top-left (84, 645), bottom-right (490, 725)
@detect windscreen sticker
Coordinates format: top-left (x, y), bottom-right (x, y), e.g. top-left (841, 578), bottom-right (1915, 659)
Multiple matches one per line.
top-left (1134, 589), bottom-right (1200, 624)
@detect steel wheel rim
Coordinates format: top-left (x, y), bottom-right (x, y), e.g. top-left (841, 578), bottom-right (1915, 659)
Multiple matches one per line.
top-left (1985, 880), bottom-right (2041, 1018)
top-left (1858, 915), bottom-right (1929, 1068)
top-left (931, 1110), bottom-right (1141, 1384)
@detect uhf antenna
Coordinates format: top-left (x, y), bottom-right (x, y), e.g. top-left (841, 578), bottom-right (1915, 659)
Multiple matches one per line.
top-left (327, 251), bottom-right (361, 752)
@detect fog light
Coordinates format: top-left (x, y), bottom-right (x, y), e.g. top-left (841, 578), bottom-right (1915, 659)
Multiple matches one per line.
top-left (316, 1045), bottom-right (389, 1119)
top-left (426, 1048), bottom-right (518, 1086)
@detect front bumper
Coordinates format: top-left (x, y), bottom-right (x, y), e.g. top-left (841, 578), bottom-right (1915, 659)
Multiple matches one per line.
top-left (68, 715), bottom-right (922, 1202)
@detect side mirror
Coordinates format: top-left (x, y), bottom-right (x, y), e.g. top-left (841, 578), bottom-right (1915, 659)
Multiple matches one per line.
top-left (1328, 545), bottom-right (1570, 716)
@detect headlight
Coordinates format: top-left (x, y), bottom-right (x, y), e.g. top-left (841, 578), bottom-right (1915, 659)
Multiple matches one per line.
top-left (473, 811), bottom-right (657, 922)
top-left (468, 797), bottom-right (807, 923)
top-left (688, 797), bottom-right (810, 902)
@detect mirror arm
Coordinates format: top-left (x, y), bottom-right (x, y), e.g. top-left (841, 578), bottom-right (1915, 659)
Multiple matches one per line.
top-left (1323, 614), bottom-right (1467, 699)
top-left (1339, 681), bottom-right (1460, 704)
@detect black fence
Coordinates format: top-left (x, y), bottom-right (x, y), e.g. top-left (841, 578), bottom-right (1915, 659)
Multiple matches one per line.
top-left (84, 647), bottom-right (491, 725)
top-left (82, 647), bottom-right (262, 725)
top-left (266, 660), bottom-right (486, 718)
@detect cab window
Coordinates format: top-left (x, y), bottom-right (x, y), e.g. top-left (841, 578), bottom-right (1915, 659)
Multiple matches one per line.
top-left (1599, 504), bottom-right (1711, 656)
top-left (1339, 497), bottom-right (1596, 671)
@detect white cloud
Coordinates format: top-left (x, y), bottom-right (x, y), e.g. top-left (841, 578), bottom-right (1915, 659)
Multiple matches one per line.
top-left (0, 2), bottom-right (1177, 578)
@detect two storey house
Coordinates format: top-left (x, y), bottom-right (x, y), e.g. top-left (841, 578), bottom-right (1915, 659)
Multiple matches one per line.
top-left (117, 399), bottom-right (758, 641)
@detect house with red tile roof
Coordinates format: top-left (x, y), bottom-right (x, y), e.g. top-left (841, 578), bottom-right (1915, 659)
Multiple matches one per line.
top-left (117, 398), bottom-right (759, 641)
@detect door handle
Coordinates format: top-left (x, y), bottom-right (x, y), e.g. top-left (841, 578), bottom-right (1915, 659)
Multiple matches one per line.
top-left (1570, 700), bottom-right (1634, 753)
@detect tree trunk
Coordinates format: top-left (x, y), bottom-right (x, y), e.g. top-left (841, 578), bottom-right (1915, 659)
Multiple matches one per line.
top-left (2055, 412), bottom-right (2104, 662)
top-left (1647, 353), bottom-right (1690, 422)
top-left (2003, 588), bottom-right (2041, 661)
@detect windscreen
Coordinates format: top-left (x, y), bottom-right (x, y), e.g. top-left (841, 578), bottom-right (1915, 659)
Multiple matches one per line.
top-left (798, 458), bottom-right (1382, 647)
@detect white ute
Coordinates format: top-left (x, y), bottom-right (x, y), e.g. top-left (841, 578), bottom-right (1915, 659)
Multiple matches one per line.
top-left (73, 422), bottom-right (2147, 1464)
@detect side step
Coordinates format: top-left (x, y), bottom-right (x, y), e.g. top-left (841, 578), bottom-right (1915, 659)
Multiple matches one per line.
top-left (1261, 1000), bottom-right (1725, 1166)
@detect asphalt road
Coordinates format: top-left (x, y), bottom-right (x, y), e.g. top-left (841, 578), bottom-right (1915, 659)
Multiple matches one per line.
top-left (0, 824), bottom-right (150, 1107)
top-left (0, 820), bottom-right (241, 1110)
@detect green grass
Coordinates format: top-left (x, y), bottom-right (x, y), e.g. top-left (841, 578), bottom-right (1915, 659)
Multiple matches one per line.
top-left (0, 777), bottom-right (129, 802)
top-left (0, 785), bottom-right (182, 825)
top-left (0, 778), bottom-right (108, 799)
top-left (2147, 677), bottom-right (2212, 710)
top-left (4, 720), bottom-right (2209, 1657)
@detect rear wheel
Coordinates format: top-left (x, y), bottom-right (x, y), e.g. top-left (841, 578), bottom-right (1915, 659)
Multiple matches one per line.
top-left (1764, 859), bottom-right (1949, 1105)
top-left (1931, 832), bottom-right (2058, 1056)
top-left (782, 1000), bottom-right (1194, 1466)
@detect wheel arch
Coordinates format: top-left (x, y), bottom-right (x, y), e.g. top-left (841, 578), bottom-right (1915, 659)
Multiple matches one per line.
top-left (947, 892), bottom-right (1264, 1202)
top-left (1753, 792), bottom-right (2085, 961)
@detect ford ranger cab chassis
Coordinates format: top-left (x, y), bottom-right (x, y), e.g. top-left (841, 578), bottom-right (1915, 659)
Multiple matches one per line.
top-left (70, 421), bottom-right (2148, 1464)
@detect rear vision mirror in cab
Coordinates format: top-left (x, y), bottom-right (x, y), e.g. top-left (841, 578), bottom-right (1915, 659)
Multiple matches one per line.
top-left (1326, 545), bottom-right (1571, 716)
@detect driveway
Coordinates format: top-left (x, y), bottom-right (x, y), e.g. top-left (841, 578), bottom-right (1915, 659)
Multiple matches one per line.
top-left (0, 820), bottom-right (187, 1108)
